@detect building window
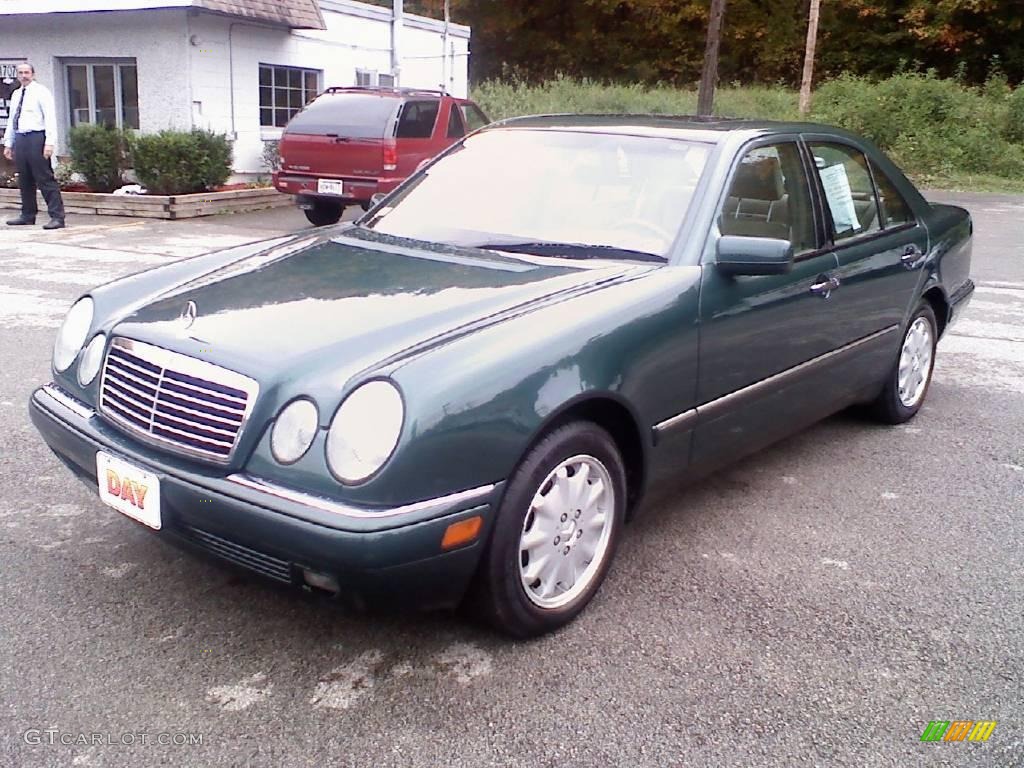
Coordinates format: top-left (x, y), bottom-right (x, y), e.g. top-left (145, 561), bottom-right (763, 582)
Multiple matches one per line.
top-left (355, 69), bottom-right (396, 88)
top-left (65, 60), bottom-right (139, 129)
top-left (260, 64), bottom-right (321, 128)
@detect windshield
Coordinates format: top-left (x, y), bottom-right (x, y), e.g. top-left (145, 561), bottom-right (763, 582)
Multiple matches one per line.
top-left (364, 128), bottom-right (710, 260)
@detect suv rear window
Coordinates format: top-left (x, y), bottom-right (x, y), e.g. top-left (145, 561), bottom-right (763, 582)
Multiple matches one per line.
top-left (284, 93), bottom-right (400, 137)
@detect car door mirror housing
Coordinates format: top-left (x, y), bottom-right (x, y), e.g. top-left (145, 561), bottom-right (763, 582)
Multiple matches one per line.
top-left (716, 235), bottom-right (794, 276)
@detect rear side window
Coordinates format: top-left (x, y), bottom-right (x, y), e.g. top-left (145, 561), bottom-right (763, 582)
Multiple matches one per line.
top-left (284, 93), bottom-right (399, 137)
top-left (447, 104), bottom-right (465, 138)
top-left (808, 142), bottom-right (881, 241)
top-left (396, 100), bottom-right (440, 139)
top-left (872, 165), bottom-right (913, 227)
top-left (460, 104), bottom-right (488, 132)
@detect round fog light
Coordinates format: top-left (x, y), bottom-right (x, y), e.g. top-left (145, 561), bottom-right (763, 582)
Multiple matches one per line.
top-left (77, 333), bottom-right (107, 386)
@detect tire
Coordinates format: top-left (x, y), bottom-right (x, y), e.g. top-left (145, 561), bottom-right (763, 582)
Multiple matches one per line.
top-left (868, 300), bottom-right (938, 424)
top-left (303, 199), bottom-right (344, 227)
top-left (471, 421), bottom-right (627, 638)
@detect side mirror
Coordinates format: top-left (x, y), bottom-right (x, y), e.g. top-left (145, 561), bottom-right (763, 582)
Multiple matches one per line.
top-left (716, 235), bottom-right (794, 276)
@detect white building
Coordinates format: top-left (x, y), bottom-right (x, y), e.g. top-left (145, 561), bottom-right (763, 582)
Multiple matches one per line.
top-left (0, 0), bottom-right (471, 176)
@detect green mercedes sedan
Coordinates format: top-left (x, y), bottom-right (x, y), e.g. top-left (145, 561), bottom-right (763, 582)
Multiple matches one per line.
top-left (29, 115), bottom-right (974, 637)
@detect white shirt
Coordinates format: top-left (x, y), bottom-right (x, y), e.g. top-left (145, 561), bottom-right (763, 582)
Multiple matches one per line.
top-left (3, 81), bottom-right (58, 149)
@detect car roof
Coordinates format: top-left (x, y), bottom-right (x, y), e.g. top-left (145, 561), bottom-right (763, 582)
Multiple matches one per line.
top-left (487, 113), bottom-right (858, 144)
top-left (321, 86), bottom-right (462, 100)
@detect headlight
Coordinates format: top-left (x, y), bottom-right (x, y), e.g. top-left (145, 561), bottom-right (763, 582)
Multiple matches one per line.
top-left (270, 398), bottom-right (319, 465)
top-left (326, 380), bottom-right (404, 484)
top-left (77, 334), bottom-right (106, 386)
top-left (53, 297), bottom-right (94, 372)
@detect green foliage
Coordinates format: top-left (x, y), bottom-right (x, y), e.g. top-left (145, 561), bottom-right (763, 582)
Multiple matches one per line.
top-left (1005, 87), bottom-right (1024, 144)
top-left (473, 75), bottom-right (1024, 189)
top-left (130, 130), bottom-right (233, 195)
top-left (67, 124), bottom-right (129, 192)
top-left (473, 77), bottom-right (797, 122)
top-left (811, 71), bottom-right (1024, 182)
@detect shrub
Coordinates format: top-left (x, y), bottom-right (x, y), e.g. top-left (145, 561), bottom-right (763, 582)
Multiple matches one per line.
top-left (131, 129), bottom-right (233, 195)
top-left (261, 140), bottom-right (280, 172)
top-left (67, 124), bottom-right (129, 192)
top-left (811, 71), bottom-right (1024, 181)
top-left (1004, 87), bottom-right (1024, 144)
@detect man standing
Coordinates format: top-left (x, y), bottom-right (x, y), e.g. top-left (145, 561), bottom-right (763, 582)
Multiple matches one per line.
top-left (3, 62), bottom-right (65, 230)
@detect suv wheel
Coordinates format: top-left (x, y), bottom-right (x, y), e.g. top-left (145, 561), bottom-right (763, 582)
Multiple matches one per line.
top-left (303, 199), bottom-right (344, 227)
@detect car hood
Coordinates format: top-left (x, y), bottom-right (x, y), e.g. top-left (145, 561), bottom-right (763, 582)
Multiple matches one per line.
top-left (111, 228), bottom-right (648, 387)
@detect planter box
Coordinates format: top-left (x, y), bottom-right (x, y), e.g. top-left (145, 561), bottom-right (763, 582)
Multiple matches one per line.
top-left (0, 187), bottom-right (292, 219)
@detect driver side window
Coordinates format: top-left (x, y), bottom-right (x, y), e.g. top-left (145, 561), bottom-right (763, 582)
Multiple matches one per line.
top-left (719, 143), bottom-right (816, 255)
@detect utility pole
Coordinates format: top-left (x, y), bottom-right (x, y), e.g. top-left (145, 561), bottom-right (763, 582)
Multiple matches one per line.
top-left (441, 0), bottom-right (450, 93)
top-left (391, 0), bottom-right (403, 86)
top-left (799, 0), bottom-right (821, 115)
top-left (697, 0), bottom-right (727, 115)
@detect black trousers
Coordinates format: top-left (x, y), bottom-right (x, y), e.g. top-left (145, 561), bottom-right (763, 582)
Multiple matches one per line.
top-left (13, 131), bottom-right (65, 221)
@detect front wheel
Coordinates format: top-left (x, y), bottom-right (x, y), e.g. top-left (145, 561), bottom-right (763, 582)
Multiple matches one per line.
top-left (471, 422), bottom-right (626, 638)
top-left (303, 199), bottom-right (344, 227)
top-left (868, 301), bottom-right (938, 424)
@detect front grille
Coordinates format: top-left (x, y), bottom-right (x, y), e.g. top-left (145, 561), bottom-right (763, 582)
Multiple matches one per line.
top-left (184, 526), bottom-right (293, 583)
top-left (99, 337), bottom-right (258, 464)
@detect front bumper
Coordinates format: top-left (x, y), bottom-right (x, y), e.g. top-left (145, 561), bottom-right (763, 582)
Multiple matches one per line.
top-left (29, 384), bottom-right (501, 611)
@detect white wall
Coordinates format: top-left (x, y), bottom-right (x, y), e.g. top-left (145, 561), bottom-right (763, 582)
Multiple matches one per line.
top-left (187, 1), bottom-right (471, 176)
top-left (0, 9), bottom-right (191, 155)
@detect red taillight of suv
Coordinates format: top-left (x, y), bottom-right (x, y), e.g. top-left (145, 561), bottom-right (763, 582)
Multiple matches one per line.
top-left (383, 141), bottom-right (398, 172)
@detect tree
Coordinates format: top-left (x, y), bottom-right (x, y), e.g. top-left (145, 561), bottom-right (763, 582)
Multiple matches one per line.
top-left (698, 0), bottom-right (728, 114)
top-left (799, 0), bottom-right (822, 115)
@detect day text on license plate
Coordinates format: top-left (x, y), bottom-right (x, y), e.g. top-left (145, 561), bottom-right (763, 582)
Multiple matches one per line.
top-left (96, 451), bottom-right (162, 529)
top-left (317, 179), bottom-right (344, 196)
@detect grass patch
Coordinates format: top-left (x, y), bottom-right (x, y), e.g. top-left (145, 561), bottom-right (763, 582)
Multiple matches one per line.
top-left (471, 75), bottom-right (1024, 193)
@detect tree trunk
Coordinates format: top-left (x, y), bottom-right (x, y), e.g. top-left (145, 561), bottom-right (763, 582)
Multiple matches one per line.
top-left (799, 0), bottom-right (822, 116)
top-left (697, 0), bottom-right (728, 116)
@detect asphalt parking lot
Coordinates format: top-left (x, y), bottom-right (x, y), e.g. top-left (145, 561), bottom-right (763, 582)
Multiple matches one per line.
top-left (1, 193), bottom-right (1022, 768)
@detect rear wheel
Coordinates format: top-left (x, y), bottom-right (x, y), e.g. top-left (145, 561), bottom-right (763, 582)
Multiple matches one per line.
top-left (303, 199), bottom-right (344, 227)
top-left (868, 300), bottom-right (937, 424)
top-left (471, 422), bottom-right (626, 638)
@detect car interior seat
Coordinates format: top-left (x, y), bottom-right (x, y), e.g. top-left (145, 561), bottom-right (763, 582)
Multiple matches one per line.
top-left (719, 157), bottom-right (790, 240)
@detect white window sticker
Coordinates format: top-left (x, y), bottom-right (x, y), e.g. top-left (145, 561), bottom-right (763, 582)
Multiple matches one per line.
top-left (819, 163), bottom-right (860, 234)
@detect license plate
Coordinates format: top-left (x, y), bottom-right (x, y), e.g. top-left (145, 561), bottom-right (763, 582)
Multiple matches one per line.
top-left (317, 179), bottom-right (344, 196)
top-left (96, 451), bottom-right (161, 530)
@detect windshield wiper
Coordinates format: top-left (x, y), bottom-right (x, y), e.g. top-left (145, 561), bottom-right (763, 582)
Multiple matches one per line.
top-left (474, 241), bottom-right (664, 263)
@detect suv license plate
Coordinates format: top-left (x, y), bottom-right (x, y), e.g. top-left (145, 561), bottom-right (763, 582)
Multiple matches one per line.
top-left (317, 179), bottom-right (344, 196)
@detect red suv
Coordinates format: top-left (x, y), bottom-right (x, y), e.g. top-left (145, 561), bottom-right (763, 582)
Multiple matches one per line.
top-left (273, 87), bottom-right (489, 226)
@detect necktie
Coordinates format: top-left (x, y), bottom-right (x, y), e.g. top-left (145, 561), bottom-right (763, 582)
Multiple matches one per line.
top-left (12, 86), bottom-right (25, 133)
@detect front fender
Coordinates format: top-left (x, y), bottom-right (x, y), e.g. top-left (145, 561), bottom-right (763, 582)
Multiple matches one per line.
top-left (363, 267), bottom-right (702, 507)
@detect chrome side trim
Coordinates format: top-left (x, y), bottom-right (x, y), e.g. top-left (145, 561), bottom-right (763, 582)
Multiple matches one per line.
top-left (653, 325), bottom-right (899, 437)
top-left (226, 474), bottom-right (497, 520)
top-left (37, 384), bottom-right (95, 420)
top-left (651, 408), bottom-right (698, 439)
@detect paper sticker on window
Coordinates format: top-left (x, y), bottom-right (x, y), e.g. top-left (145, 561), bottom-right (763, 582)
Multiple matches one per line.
top-left (819, 163), bottom-right (860, 233)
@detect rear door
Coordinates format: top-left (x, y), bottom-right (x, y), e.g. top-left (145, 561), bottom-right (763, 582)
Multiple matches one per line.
top-left (393, 99), bottom-right (442, 178)
top-left (280, 92), bottom-right (400, 179)
top-left (802, 137), bottom-right (929, 391)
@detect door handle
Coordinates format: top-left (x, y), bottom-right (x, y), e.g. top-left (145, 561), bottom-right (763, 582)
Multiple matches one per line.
top-left (810, 274), bottom-right (841, 298)
top-left (901, 245), bottom-right (926, 269)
